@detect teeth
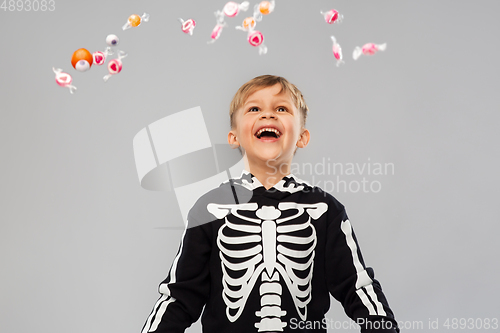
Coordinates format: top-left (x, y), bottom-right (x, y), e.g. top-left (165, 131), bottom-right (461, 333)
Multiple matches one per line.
top-left (255, 127), bottom-right (281, 137)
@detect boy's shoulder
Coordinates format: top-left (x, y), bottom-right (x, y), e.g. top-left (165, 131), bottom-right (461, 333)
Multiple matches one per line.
top-left (290, 173), bottom-right (346, 215)
top-left (185, 176), bottom-right (254, 228)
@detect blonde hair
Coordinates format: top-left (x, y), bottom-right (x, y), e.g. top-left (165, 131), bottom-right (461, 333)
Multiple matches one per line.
top-left (229, 75), bottom-right (309, 128)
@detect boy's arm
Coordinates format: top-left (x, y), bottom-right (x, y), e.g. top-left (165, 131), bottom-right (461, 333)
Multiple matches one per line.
top-left (141, 220), bottom-right (211, 333)
top-left (326, 208), bottom-right (399, 333)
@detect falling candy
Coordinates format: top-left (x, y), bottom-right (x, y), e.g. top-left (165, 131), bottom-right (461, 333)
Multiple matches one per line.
top-left (258, 1), bottom-right (275, 15)
top-left (209, 1), bottom-right (248, 43)
top-left (178, 18), bottom-right (196, 35)
top-left (122, 13), bottom-right (150, 30)
top-left (103, 51), bottom-right (128, 82)
top-left (53, 67), bottom-right (77, 94)
top-left (92, 47), bottom-right (113, 66)
top-left (106, 34), bottom-right (120, 47)
top-left (235, 1), bottom-right (273, 53)
top-left (248, 30), bottom-right (267, 55)
top-left (208, 23), bottom-right (226, 43)
top-left (353, 43), bottom-right (387, 60)
top-left (71, 48), bottom-right (93, 72)
top-left (222, 1), bottom-right (249, 17)
top-left (330, 36), bottom-right (344, 67)
top-left (236, 16), bottom-right (256, 31)
top-left (320, 9), bottom-right (343, 24)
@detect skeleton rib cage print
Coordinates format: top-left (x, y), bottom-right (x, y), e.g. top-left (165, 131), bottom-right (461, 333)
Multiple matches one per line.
top-left (141, 172), bottom-right (399, 333)
top-left (208, 202), bottom-right (328, 332)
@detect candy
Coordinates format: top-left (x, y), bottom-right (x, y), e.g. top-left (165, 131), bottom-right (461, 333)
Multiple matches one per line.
top-left (222, 1), bottom-right (249, 17)
top-left (208, 23), bottom-right (226, 43)
top-left (235, 1), bottom-right (274, 53)
top-left (92, 47), bottom-right (113, 66)
top-left (71, 48), bottom-right (93, 72)
top-left (248, 30), bottom-right (267, 55)
top-left (53, 67), bottom-right (77, 94)
top-left (210, 1), bottom-right (248, 43)
top-left (331, 36), bottom-right (344, 67)
top-left (257, 1), bottom-right (275, 15)
top-left (236, 16), bottom-right (256, 31)
top-left (353, 43), bottom-right (387, 60)
top-left (103, 51), bottom-right (128, 82)
top-left (106, 34), bottom-right (120, 47)
top-left (178, 18), bottom-right (196, 35)
top-left (320, 9), bottom-right (343, 24)
top-left (122, 13), bottom-right (150, 30)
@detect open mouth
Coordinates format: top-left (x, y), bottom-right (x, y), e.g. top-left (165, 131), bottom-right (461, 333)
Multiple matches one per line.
top-left (255, 127), bottom-right (282, 139)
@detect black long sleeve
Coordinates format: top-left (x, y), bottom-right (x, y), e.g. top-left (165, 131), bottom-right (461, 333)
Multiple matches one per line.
top-left (141, 172), bottom-right (399, 332)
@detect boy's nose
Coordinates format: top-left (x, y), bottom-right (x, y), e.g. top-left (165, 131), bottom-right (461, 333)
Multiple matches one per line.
top-left (260, 109), bottom-right (276, 119)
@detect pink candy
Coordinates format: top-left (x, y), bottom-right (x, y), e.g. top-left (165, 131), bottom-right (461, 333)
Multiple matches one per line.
top-left (330, 36), bottom-right (344, 67)
top-left (53, 67), bottom-right (77, 94)
top-left (208, 23), bottom-right (226, 43)
top-left (179, 18), bottom-right (196, 35)
top-left (248, 30), bottom-right (267, 55)
top-left (353, 43), bottom-right (387, 60)
top-left (223, 1), bottom-right (249, 17)
top-left (248, 30), bottom-right (263, 46)
top-left (103, 50), bottom-right (127, 82)
top-left (92, 47), bottom-right (113, 66)
top-left (234, 1), bottom-right (274, 54)
top-left (321, 9), bottom-right (343, 24)
top-left (209, 1), bottom-right (249, 43)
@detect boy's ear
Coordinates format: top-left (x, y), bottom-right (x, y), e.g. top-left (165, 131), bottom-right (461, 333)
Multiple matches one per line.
top-left (296, 129), bottom-right (310, 148)
top-left (228, 130), bottom-right (240, 149)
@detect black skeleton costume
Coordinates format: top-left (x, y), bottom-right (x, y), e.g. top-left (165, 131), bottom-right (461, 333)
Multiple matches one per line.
top-left (142, 171), bottom-right (399, 333)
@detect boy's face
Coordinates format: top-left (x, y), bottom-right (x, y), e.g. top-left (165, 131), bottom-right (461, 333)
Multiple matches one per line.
top-left (228, 83), bottom-right (310, 170)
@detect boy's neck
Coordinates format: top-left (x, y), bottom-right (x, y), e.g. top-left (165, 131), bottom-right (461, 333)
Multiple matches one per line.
top-left (243, 155), bottom-right (292, 190)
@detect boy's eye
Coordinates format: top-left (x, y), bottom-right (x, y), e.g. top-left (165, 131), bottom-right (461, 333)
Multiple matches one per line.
top-left (277, 107), bottom-right (287, 112)
top-left (249, 107), bottom-right (260, 112)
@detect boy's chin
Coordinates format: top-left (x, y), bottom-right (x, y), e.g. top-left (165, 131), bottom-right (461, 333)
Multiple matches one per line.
top-left (251, 150), bottom-right (293, 166)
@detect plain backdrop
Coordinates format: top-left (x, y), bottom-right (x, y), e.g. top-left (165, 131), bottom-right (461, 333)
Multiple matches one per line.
top-left (1, 1), bottom-right (499, 332)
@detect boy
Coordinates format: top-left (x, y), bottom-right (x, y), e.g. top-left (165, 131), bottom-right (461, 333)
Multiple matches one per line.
top-left (142, 75), bottom-right (399, 332)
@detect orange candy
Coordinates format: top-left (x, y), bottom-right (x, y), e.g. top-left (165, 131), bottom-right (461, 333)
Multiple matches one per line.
top-left (128, 14), bottom-right (141, 27)
top-left (259, 1), bottom-right (272, 15)
top-left (242, 17), bottom-right (256, 30)
top-left (71, 48), bottom-right (93, 71)
top-left (123, 13), bottom-right (149, 30)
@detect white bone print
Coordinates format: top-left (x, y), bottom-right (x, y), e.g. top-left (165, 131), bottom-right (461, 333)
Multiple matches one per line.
top-left (208, 202), bottom-right (328, 332)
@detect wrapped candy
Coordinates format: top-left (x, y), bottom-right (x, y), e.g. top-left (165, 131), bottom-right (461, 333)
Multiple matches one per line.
top-left (353, 43), bottom-right (387, 60)
top-left (106, 34), bottom-right (120, 47)
top-left (208, 22), bottom-right (226, 43)
top-left (122, 13), bottom-right (150, 30)
top-left (235, 1), bottom-right (273, 53)
top-left (71, 48), bottom-right (93, 72)
top-left (178, 18), bottom-right (196, 35)
top-left (222, 1), bottom-right (249, 17)
top-left (330, 36), bottom-right (344, 67)
top-left (92, 47), bottom-right (113, 66)
top-left (248, 30), bottom-right (267, 55)
top-left (236, 16), bottom-right (256, 31)
top-left (253, 0), bottom-right (275, 21)
top-left (103, 51), bottom-right (128, 82)
top-left (53, 67), bottom-right (77, 94)
top-left (238, 0), bottom-right (274, 29)
top-left (320, 9), bottom-right (343, 24)
top-left (209, 1), bottom-right (248, 43)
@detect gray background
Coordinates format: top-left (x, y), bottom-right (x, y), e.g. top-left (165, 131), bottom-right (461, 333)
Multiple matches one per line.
top-left (1, 0), bottom-right (499, 332)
